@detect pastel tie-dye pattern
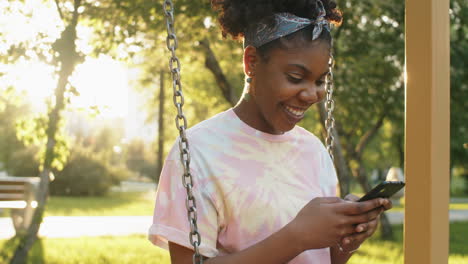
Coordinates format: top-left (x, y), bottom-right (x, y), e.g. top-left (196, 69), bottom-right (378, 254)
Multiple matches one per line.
top-left (148, 108), bottom-right (338, 263)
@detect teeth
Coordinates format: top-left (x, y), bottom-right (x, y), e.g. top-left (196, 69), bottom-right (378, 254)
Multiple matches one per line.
top-left (284, 105), bottom-right (305, 117)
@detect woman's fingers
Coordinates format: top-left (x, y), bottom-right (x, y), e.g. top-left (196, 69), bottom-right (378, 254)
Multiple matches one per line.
top-left (344, 194), bottom-right (360, 202)
top-left (355, 222), bottom-right (368, 233)
top-left (342, 218), bottom-right (379, 245)
top-left (347, 207), bottom-right (383, 224)
top-left (337, 198), bottom-right (385, 216)
top-left (382, 199), bottom-right (393, 210)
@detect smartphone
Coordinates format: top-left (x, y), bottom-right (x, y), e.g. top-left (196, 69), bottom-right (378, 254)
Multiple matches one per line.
top-left (358, 181), bottom-right (405, 202)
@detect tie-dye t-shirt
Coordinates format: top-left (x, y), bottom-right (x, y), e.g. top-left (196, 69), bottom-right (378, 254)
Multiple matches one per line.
top-left (149, 108), bottom-right (338, 263)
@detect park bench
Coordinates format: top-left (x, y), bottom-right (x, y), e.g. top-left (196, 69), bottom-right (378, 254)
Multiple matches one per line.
top-left (0, 176), bottom-right (39, 234)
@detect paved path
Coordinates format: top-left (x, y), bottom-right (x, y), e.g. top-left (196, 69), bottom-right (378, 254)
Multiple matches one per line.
top-left (1, 211), bottom-right (467, 240)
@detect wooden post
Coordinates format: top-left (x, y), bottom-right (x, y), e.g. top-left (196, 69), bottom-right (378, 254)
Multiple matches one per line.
top-left (404, 0), bottom-right (450, 263)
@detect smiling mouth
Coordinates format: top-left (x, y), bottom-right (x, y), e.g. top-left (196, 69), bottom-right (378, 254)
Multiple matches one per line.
top-left (283, 104), bottom-right (306, 118)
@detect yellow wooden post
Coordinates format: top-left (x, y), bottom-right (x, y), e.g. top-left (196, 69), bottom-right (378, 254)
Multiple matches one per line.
top-left (404, 0), bottom-right (450, 263)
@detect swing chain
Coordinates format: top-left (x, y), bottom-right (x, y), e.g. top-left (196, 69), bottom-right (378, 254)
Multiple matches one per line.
top-left (325, 54), bottom-right (335, 161)
top-left (163, 1), bottom-right (203, 263)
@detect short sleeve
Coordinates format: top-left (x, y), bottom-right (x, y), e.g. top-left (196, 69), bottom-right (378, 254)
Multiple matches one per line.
top-left (319, 145), bottom-right (339, 197)
top-left (148, 145), bottom-right (220, 258)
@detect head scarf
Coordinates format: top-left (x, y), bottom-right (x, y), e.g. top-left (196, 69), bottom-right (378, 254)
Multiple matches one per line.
top-left (243, 0), bottom-right (331, 48)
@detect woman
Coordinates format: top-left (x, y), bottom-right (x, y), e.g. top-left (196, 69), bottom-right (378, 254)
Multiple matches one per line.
top-left (149, 1), bottom-right (392, 263)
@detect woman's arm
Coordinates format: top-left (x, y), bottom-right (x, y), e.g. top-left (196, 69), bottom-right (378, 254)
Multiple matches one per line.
top-left (169, 197), bottom-right (387, 264)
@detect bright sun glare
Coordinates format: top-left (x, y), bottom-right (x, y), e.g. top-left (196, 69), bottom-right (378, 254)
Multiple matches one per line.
top-left (70, 56), bottom-right (130, 118)
top-left (1, 0), bottom-right (130, 119)
top-left (8, 56), bottom-right (130, 119)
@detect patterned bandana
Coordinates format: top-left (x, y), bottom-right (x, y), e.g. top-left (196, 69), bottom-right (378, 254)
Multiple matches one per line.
top-left (243, 0), bottom-right (331, 48)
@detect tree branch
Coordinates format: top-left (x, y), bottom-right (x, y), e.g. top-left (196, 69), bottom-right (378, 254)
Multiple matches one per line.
top-left (199, 38), bottom-right (237, 106)
top-left (54, 0), bottom-right (64, 21)
top-left (354, 112), bottom-right (386, 161)
top-left (71, 0), bottom-right (82, 27)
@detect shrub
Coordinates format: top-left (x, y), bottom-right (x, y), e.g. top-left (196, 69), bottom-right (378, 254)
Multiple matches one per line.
top-left (5, 146), bottom-right (40, 177)
top-left (462, 172), bottom-right (468, 196)
top-left (50, 148), bottom-right (132, 196)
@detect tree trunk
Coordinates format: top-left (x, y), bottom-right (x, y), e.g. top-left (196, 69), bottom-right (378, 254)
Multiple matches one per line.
top-left (379, 212), bottom-right (394, 240)
top-left (396, 132), bottom-right (404, 169)
top-left (10, 1), bottom-right (81, 263)
top-left (156, 70), bottom-right (165, 181)
top-left (350, 113), bottom-right (394, 240)
top-left (199, 39), bottom-right (237, 106)
top-left (317, 103), bottom-right (351, 197)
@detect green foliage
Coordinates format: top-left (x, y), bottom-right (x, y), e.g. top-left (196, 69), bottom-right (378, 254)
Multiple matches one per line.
top-left (331, 0), bottom-right (405, 166)
top-left (15, 107), bottom-right (70, 172)
top-left (450, 0), bottom-right (468, 171)
top-left (0, 87), bottom-right (41, 176)
top-left (50, 146), bottom-right (133, 196)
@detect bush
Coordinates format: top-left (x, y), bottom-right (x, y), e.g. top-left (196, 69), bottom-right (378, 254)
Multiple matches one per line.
top-left (5, 146), bottom-right (40, 177)
top-left (50, 148), bottom-right (132, 196)
top-left (462, 173), bottom-right (468, 196)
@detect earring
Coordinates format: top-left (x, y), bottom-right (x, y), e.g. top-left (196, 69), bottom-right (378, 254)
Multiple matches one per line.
top-left (244, 77), bottom-right (252, 102)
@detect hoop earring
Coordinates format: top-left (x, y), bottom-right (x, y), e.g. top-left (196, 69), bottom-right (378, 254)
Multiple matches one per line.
top-left (244, 77), bottom-right (252, 102)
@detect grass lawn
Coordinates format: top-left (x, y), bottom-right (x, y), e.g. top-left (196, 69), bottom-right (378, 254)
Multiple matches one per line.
top-left (1, 223), bottom-right (466, 264)
top-left (348, 223), bottom-right (468, 264)
top-left (45, 191), bottom-right (155, 216)
top-left (0, 235), bottom-right (170, 264)
top-left (0, 191), bottom-right (155, 218)
top-left (391, 202), bottom-right (468, 212)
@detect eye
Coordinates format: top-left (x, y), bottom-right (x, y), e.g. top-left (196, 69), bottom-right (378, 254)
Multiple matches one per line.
top-left (287, 74), bottom-right (303, 84)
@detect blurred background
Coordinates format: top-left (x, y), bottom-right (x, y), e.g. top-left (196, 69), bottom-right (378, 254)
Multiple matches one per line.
top-left (0, 0), bottom-right (466, 263)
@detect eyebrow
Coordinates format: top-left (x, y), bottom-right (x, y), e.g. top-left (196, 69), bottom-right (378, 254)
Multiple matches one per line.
top-left (288, 64), bottom-right (329, 78)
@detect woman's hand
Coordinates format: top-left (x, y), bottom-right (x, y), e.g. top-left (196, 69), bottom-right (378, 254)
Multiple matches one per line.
top-left (336, 194), bottom-right (393, 253)
top-left (289, 196), bottom-right (388, 252)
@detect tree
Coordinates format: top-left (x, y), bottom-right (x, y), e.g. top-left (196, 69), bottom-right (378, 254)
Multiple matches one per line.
top-left (156, 70), bottom-right (166, 178)
top-left (450, 0), bottom-right (468, 174)
top-left (9, 0), bottom-right (83, 262)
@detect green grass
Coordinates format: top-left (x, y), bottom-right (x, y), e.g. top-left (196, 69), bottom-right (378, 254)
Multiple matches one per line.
top-left (0, 235), bottom-right (170, 264)
top-left (1, 223), bottom-right (466, 264)
top-left (390, 202), bottom-right (468, 212)
top-left (349, 222), bottom-right (468, 264)
top-left (44, 191), bottom-right (155, 216)
top-left (1, 191), bottom-right (155, 217)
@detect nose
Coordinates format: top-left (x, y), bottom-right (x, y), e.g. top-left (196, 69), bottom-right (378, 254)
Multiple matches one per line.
top-left (298, 84), bottom-right (325, 104)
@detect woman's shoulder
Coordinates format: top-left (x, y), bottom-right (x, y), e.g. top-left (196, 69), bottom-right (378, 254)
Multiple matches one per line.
top-left (186, 109), bottom-right (233, 137)
top-left (165, 109), bottom-right (236, 159)
top-left (293, 126), bottom-right (326, 149)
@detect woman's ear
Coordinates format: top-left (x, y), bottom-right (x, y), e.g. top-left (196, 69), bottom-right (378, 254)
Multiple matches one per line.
top-left (243, 46), bottom-right (258, 77)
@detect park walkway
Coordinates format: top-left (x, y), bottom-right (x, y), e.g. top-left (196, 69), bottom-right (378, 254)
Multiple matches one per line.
top-left (1, 210), bottom-right (468, 240)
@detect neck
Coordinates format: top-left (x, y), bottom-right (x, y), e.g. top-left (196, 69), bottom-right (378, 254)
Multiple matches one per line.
top-left (233, 94), bottom-right (283, 135)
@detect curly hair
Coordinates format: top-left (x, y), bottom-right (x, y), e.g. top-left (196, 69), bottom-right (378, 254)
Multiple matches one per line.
top-left (212, 0), bottom-right (343, 40)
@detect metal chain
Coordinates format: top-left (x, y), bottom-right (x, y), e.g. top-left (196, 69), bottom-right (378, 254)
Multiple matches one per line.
top-left (325, 54), bottom-right (336, 161)
top-left (162, 1), bottom-right (203, 263)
